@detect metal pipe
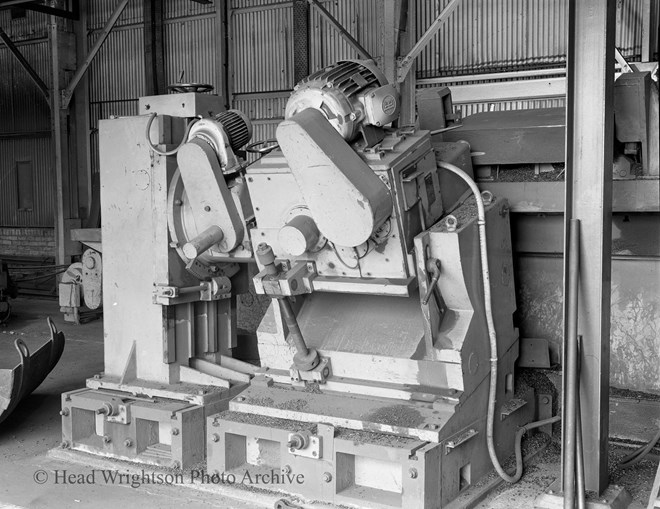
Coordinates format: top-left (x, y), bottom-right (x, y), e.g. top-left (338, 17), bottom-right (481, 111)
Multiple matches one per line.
top-left (278, 298), bottom-right (309, 357)
top-left (182, 225), bottom-right (224, 260)
top-left (563, 218), bottom-right (581, 509)
top-left (576, 335), bottom-right (587, 509)
top-left (437, 160), bottom-right (516, 483)
top-left (278, 297), bottom-right (319, 371)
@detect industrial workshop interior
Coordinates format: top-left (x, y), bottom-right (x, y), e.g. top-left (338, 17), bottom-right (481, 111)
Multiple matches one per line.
top-left (0, 0), bottom-right (658, 508)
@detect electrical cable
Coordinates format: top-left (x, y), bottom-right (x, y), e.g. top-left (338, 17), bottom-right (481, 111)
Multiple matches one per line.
top-left (329, 241), bottom-right (359, 270)
top-left (438, 159), bottom-right (559, 483)
top-left (619, 427), bottom-right (660, 468)
top-left (7, 264), bottom-right (70, 271)
top-left (145, 113), bottom-right (199, 156)
top-left (13, 269), bottom-right (67, 283)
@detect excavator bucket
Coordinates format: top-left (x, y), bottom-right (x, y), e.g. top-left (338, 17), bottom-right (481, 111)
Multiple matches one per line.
top-left (0, 318), bottom-right (65, 424)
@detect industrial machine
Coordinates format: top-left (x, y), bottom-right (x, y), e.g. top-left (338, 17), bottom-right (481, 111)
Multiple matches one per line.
top-left (60, 61), bottom-right (543, 507)
top-left (60, 89), bottom-right (259, 468)
top-left (207, 60), bottom-right (538, 508)
top-left (59, 248), bottom-right (103, 324)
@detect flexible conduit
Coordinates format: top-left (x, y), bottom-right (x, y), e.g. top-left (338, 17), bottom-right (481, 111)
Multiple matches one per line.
top-left (437, 160), bottom-right (558, 483)
top-left (145, 113), bottom-right (199, 156)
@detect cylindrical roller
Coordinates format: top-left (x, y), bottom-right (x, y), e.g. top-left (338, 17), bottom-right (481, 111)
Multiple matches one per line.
top-left (278, 215), bottom-right (320, 256)
top-left (182, 225), bottom-right (224, 260)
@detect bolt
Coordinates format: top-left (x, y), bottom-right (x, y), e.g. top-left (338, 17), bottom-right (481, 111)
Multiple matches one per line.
top-left (429, 423), bottom-right (439, 430)
top-left (174, 199), bottom-right (183, 206)
top-left (235, 396), bottom-right (245, 402)
top-left (96, 407), bottom-right (107, 415)
top-left (322, 472), bottom-right (332, 483)
top-left (198, 389), bottom-right (207, 395)
top-left (171, 428), bottom-right (179, 436)
top-left (124, 438), bottom-right (133, 448)
top-left (61, 440), bottom-right (70, 449)
top-left (204, 205), bottom-right (211, 212)
top-left (211, 433), bottom-right (220, 443)
top-left (64, 395), bottom-right (71, 402)
top-left (102, 435), bottom-right (112, 444)
top-left (282, 465), bottom-right (292, 474)
top-left (93, 374), bottom-right (100, 379)
top-left (171, 461), bottom-right (181, 470)
top-left (409, 468), bottom-right (418, 479)
top-left (548, 490), bottom-right (554, 495)
top-left (542, 396), bottom-right (550, 405)
top-left (60, 408), bottom-right (70, 417)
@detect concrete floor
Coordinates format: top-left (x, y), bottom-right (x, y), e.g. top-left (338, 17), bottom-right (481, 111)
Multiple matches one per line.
top-left (0, 297), bottom-right (657, 509)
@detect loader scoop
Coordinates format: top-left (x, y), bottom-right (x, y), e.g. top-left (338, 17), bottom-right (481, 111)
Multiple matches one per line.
top-left (0, 318), bottom-right (65, 424)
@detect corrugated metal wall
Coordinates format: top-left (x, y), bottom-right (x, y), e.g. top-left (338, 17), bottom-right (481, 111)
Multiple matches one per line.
top-left (0, 10), bottom-right (52, 228)
top-left (228, 0), bottom-right (657, 143)
top-left (86, 0), bottom-right (220, 175)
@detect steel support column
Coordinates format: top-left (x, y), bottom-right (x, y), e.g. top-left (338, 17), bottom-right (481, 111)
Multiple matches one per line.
top-left (563, 0), bottom-right (615, 494)
top-left (398, 0), bottom-right (415, 126)
top-left (292, 0), bottom-right (309, 83)
top-left (144, 0), bottom-right (165, 96)
top-left (49, 15), bottom-right (78, 266)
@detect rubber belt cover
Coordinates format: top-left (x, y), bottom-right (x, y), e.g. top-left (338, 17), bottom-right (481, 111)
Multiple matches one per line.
top-left (176, 138), bottom-right (244, 252)
top-left (276, 108), bottom-right (392, 247)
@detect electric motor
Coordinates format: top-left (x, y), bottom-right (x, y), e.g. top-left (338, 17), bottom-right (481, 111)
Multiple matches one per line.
top-left (214, 109), bottom-right (253, 152)
top-left (187, 109), bottom-right (253, 175)
top-left (284, 60), bottom-right (400, 142)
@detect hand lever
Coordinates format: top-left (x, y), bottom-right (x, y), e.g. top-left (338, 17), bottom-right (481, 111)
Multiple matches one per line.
top-left (422, 258), bottom-right (441, 306)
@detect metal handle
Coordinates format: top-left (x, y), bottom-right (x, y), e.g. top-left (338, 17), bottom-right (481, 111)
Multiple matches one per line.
top-left (422, 259), bottom-right (441, 305)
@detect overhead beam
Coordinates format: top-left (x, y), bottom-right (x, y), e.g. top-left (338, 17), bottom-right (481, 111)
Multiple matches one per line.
top-left (307, 0), bottom-right (372, 60)
top-left (61, 0), bottom-right (129, 109)
top-left (562, 0), bottom-right (615, 495)
top-left (0, 26), bottom-right (50, 100)
top-left (641, 0), bottom-right (652, 62)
